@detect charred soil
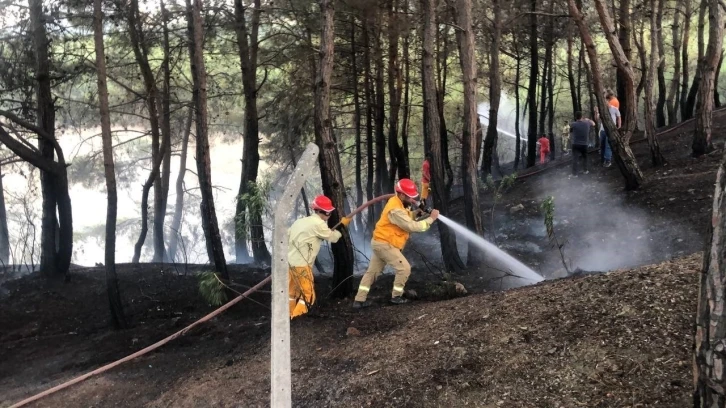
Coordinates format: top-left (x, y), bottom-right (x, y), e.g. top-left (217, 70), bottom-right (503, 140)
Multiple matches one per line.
top-left (0, 115), bottom-right (720, 407)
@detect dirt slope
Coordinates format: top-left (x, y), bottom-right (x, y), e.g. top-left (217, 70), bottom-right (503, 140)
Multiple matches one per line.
top-left (0, 254), bottom-right (698, 408)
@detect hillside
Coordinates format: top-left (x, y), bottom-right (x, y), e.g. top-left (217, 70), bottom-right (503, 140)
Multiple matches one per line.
top-left (0, 255), bottom-right (698, 408)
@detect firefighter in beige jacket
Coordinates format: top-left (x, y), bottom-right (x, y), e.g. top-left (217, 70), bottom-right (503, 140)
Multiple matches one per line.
top-left (353, 179), bottom-right (439, 308)
top-left (288, 195), bottom-right (349, 319)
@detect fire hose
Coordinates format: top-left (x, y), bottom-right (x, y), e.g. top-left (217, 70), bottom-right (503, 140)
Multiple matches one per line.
top-left (8, 193), bottom-right (398, 408)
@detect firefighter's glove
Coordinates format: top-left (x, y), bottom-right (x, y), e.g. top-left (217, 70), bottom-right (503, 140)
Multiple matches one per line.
top-left (340, 217), bottom-right (352, 228)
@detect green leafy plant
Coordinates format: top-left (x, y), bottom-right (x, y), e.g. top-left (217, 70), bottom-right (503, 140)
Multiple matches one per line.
top-left (235, 178), bottom-right (273, 241)
top-left (540, 196), bottom-right (571, 274)
top-left (198, 271), bottom-right (228, 306)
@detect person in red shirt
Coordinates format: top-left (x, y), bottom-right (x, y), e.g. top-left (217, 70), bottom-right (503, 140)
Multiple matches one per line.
top-left (538, 135), bottom-right (550, 164)
top-left (420, 153), bottom-right (431, 206)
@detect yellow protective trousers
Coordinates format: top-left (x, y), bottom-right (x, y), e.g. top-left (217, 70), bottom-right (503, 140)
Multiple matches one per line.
top-left (289, 266), bottom-right (315, 319)
top-left (354, 241), bottom-right (411, 302)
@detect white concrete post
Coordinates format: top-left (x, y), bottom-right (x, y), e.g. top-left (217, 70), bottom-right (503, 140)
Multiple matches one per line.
top-left (271, 142), bottom-right (319, 408)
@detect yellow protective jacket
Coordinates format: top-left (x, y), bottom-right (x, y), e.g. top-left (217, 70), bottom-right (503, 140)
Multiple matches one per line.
top-left (372, 196), bottom-right (434, 250)
top-left (287, 215), bottom-right (342, 267)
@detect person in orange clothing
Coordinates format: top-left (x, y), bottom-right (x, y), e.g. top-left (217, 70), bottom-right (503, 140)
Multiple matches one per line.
top-left (420, 153), bottom-right (431, 208)
top-left (353, 179), bottom-right (440, 308)
top-left (538, 134), bottom-right (550, 164)
top-left (605, 89), bottom-right (620, 109)
top-left (287, 195), bottom-right (350, 319)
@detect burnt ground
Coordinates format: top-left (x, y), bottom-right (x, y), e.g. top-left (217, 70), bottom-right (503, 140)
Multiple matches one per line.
top-left (0, 113), bottom-right (723, 407)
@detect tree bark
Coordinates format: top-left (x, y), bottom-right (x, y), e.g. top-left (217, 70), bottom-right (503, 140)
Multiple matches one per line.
top-left (667, 1), bottom-right (682, 125)
top-left (695, 158), bottom-right (726, 408)
top-left (234, 0), bottom-right (270, 264)
top-left (685, 0), bottom-right (708, 121)
top-left (692, 0), bottom-right (724, 157)
top-left (570, 0), bottom-right (645, 190)
top-left (481, 0), bottom-right (501, 176)
top-left (681, 0), bottom-right (693, 119)
top-left (514, 43), bottom-right (522, 171)
top-left (715, 50), bottom-right (724, 108)
top-left (400, 23), bottom-right (411, 179)
top-left (186, 0), bottom-right (229, 279)
top-left (0, 166), bottom-right (8, 266)
top-left (457, 0), bottom-right (484, 265)
top-left (422, 0), bottom-right (464, 272)
top-left (374, 13), bottom-right (388, 198)
top-left (128, 0), bottom-right (167, 264)
top-left (314, 0), bottom-right (354, 297)
top-left (436, 28), bottom-right (455, 189)
top-left (387, 0), bottom-right (404, 184)
top-left (168, 107), bottom-right (193, 262)
top-left (363, 22), bottom-right (375, 230)
top-left (29, 0), bottom-right (72, 280)
top-left (157, 0), bottom-right (172, 263)
top-left (655, 0), bottom-right (667, 128)
top-left (539, 34), bottom-right (552, 137)
top-left (643, 0), bottom-right (666, 166)
top-left (694, 4), bottom-right (726, 396)
top-left (352, 18), bottom-right (364, 229)
top-left (567, 22), bottom-right (580, 119)
top-left (93, 0), bottom-right (127, 329)
top-left (616, 0), bottom-right (633, 127)
top-left (526, 0), bottom-right (538, 168)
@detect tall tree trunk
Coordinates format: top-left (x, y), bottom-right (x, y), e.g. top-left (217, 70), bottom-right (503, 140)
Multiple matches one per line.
top-left (93, 0), bottom-right (127, 329)
top-left (29, 0), bottom-right (73, 279)
top-left (567, 22), bottom-right (581, 118)
top-left (526, 0), bottom-right (538, 168)
top-left (400, 26), bottom-right (411, 178)
top-left (667, 1), bottom-right (682, 125)
top-left (539, 36), bottom-right (551, 136)
top-left (694, 6), bottom-right (726, 400)
top-left (616, 0), bottom-right (632, 127)
top-left (692, 0), bottom-right (724, 156)
top-left (547, 42), bottom-right (556, 159)
top-left (644, 0), bottom-right (666, 166)
top-left (234, 0), bottom-right (270, 264)
top-left (570, 0), bottom-right (645, 190)
top-left (655, 0), bottom-right (667, 128)
top-left (168, 107), bottom-right (193, 262)
top-left (715, 50), bottom-right (724, 108)
top-left (681, 0), bottom-right (693, 119)
top-left (363, 22), bottom-right (375, 230)
top-left (482, 0), bottom-right (501, 176)
top-left (186, 0), bottom-right (229, 279)
top-left (514, 44), bottom-right (522, 171)
top-left (155, 0), bottom-right (172, 263)
top-left (387, 0), bottom-right (403, 184)
top-left (0, 166), bottom-right (8, 266)
top-left (374, 13), bottom-right (388, 197)
top-left (457, 0), bottom-right (484, 265)
top-left (314, 0), bottom-right (354, 297)
top-left (634, 19), bottom-right (647, 117)
top-left (422, 0), bottom-right (464, 272)
top-left (436, 28), bottom-right (455, 190)
top-left (352, 19), bottom-right (364, 229)
top-left (685, 0), bottom-right (708, 121)
top-left (128, 0), bottom-right (166, 264)
top-left (577, 45), bottom-right (584, 116)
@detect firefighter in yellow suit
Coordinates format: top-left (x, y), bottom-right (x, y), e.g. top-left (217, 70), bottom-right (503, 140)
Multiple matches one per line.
top-left (288, 195), bottom-right (350, 319)
top-left (353, 179), bottom-right (439, 308)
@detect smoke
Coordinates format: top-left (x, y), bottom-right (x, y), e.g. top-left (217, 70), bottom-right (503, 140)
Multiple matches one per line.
top-left (529, 175), bottom-right (699, 276)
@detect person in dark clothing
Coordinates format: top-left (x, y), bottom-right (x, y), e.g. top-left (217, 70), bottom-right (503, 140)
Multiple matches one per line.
top-left (570, 111), bottom-right (596, 175)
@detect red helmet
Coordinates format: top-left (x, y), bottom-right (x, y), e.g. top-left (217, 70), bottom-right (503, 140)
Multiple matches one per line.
top-left (311, 195), bottom-right (335, 213)
top-left (394, 178), bottom-right (419, 199)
